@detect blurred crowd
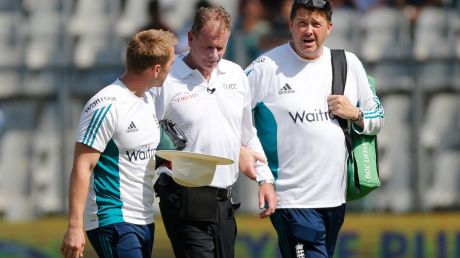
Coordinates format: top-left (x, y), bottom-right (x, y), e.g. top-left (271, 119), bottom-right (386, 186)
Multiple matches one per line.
top-left (0, 0), bottom-right (459, 221)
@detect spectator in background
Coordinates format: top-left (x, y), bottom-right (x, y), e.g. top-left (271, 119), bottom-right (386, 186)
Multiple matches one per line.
top-left (257, 0), bottom-right (293, 53)
top-left (350, 0), bottom-right (412, 13)
top-left (175, 0), bottom-right (213, 54)
top-left (330, 0), bottom-right (356, 8)
top-left (402, 0), bottom-right (446, 29)
top-left (226, 0), bottom-right (271, 66)
top-left (140, 0), bottom-right (173, 32)
top-left (60, 29), bottom-right (176, 258)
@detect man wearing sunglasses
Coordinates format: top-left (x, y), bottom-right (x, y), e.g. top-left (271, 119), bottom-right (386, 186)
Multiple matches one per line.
top-left (245, 0), bottom-right (384, 257)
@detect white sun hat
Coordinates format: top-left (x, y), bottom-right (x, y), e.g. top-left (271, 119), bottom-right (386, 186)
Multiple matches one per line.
top-left (155, 150), bottom-right (233, 187)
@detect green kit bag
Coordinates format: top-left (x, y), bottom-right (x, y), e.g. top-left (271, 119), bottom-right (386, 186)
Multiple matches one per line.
top-left (346, 76), bottom-right (380, 201)
top-left (331, 50), bottom-right (381, 202)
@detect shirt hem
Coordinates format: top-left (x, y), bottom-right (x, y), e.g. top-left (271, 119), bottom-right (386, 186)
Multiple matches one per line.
top-left (276, 199), bottom-right (345, 209)
top-left (84, 217), bottom-right (155, 231)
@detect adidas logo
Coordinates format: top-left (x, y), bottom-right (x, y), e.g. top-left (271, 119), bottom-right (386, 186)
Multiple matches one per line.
top-left (279, 83), bottom-right (295, 94)
top-left (126, 121), bottom-right (139, 133)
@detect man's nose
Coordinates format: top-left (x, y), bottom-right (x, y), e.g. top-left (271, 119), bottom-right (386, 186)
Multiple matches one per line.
top-left (208, 48), bottom-right (218, 58)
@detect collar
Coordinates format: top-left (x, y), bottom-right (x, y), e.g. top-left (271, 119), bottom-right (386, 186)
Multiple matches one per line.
top-left (114, 78), bottom-right (145, 99)
top-left (287, 42), bottom-right (329, 63)
top-left (174, 55), bottom-right (228, 80)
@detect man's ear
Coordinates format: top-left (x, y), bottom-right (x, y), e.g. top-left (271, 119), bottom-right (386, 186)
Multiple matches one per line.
top-left (153, 64), bottom-right (161, 78)
top-left (188, 31), bottom-right (194, 47)
top-left (327, 21), bottom-right (333, 36)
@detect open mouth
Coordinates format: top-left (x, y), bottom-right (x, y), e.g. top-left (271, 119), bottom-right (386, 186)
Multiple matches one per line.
top-left (303, 38), bottom-right (315, 44)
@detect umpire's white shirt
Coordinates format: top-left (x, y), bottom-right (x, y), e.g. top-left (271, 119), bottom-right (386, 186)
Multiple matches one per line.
top-left (151, 55), bottom-right (273, 188)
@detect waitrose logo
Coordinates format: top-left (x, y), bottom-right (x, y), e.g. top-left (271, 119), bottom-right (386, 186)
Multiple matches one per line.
top-left (126, 146), bottom-right (155, 162)
top-left (289, 109), bottom-right (334, 123)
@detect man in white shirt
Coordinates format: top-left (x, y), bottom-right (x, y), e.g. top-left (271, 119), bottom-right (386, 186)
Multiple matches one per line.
top-left (60, 29), bottom-right (176, 258)
top-left (245, 0), bottom-right (384, 257)
top-left (152, 6), bottom-right (276, 258)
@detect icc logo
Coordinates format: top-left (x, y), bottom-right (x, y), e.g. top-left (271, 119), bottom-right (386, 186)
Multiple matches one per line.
top-left (223, 83), bottom-right (237, 90)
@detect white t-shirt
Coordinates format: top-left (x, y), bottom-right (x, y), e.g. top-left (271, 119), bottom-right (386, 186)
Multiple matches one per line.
top-left (245, 44), bottom-right (384, 208)
top-left (152, 56), bottom-right (273, 188)
top-left (77, 79), bottom-right (160, 230)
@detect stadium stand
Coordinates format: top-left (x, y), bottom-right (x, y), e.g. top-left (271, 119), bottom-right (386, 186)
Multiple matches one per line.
top-left (414, 7), bottom-right (454, 91)
top-left (412, 7), bottom-right (460, 210)
top-left (325, 8), bottom-right (359, 53)
top-left (453, 13), bottom-right (460, 58)
top-left (0, 12), bottom-right (20, 67)
top-left (373, 94), bottom-right (413, 212)
top-left (24, 13), bottom-right (63, 70)
top-left (29, 103), bottom-right (61, 215)
top-left (413, 7), bottom-right (452, 61)
top-left (0, 11), bottom-right (22, 97)
top-left (0, 0), bottom-right (458, 219)
top-left (426, 105), bottom-right (460, 209)
top-left (23, 0), bottom-right (65, 65)
top-left (419, 94), bottom-right (460, 210)
top-left (116, 0), bottom-right (149, 39)
top-left (0, 101), bottom-right (36, 220)
top-left (360, 7), bottom-right (414, 93)
top-left (360, 7), bottom-right (411, 62)
top-left (70, 0), bottom-right (121, 68)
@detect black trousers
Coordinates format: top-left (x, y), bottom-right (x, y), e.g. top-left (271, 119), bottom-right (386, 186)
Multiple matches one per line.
top-left (155, 174), bottom-right (237, 258)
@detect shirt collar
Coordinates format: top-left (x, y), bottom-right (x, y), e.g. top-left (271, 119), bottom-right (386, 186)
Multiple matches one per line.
top-left (286, 42), bottom-right (329, 63)
top-left (174, 54), bottom-right (228, 80)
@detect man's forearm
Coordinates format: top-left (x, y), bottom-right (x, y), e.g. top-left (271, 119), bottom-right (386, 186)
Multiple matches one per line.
top-left (67, 167), bottom-right (91, 229)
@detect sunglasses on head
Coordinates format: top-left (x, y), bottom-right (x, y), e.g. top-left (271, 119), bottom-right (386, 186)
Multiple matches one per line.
top-left (296, 0), bottom-right (327, 8)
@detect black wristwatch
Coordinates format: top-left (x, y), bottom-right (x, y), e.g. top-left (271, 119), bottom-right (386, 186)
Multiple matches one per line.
top-left (352, 109), bottom-right (363, 122)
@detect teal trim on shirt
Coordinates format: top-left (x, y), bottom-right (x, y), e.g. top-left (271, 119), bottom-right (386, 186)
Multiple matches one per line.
top-left (83, 104), bottom-right (112, 146)
top-left (94, 139), bottom-right (123, 226)
top-left (253, 102), bottom-right (279, 180)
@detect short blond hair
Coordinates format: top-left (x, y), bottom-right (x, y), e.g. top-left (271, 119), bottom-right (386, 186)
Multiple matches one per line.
top-left (126, 29), bottom-right (177, 74)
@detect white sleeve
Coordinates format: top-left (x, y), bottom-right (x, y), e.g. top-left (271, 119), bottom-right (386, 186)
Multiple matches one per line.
top-left (76, 100), bottom-right (117, 153)
top-left (245, 57), bottom-right (269, 109)
top-left (240, 72), bottom-right (274, 182)
top-left (348, 53), bottom-right (384, 135)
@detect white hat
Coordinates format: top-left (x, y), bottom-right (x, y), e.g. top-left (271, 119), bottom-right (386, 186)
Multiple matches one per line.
top-left (155, 150), bottom-right (233, 187)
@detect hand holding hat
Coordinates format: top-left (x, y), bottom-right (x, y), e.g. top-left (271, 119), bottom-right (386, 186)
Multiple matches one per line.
top-left (156, 150), bottom-right (233, 187)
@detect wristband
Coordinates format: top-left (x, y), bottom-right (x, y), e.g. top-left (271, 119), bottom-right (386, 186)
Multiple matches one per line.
top-left (258, 179), bottom-right (275, 186)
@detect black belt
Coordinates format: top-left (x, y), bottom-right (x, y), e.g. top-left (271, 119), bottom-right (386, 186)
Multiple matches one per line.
top-left (157, 174), bottom-right (232, 200)
top-left (216, 186), bottom-right (232, 200)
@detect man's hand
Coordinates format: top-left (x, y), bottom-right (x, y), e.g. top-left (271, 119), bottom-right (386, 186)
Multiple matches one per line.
top-left (328, 95), bottom-right (364, 128)
top-left (327, 95), bottom-right (360, 120)
top-left (60, 227), bottom-right (85, 258)
top-left (239, 146), bottom-right (266, 181)
top-left (258, 182), bottom-right (276, 218)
